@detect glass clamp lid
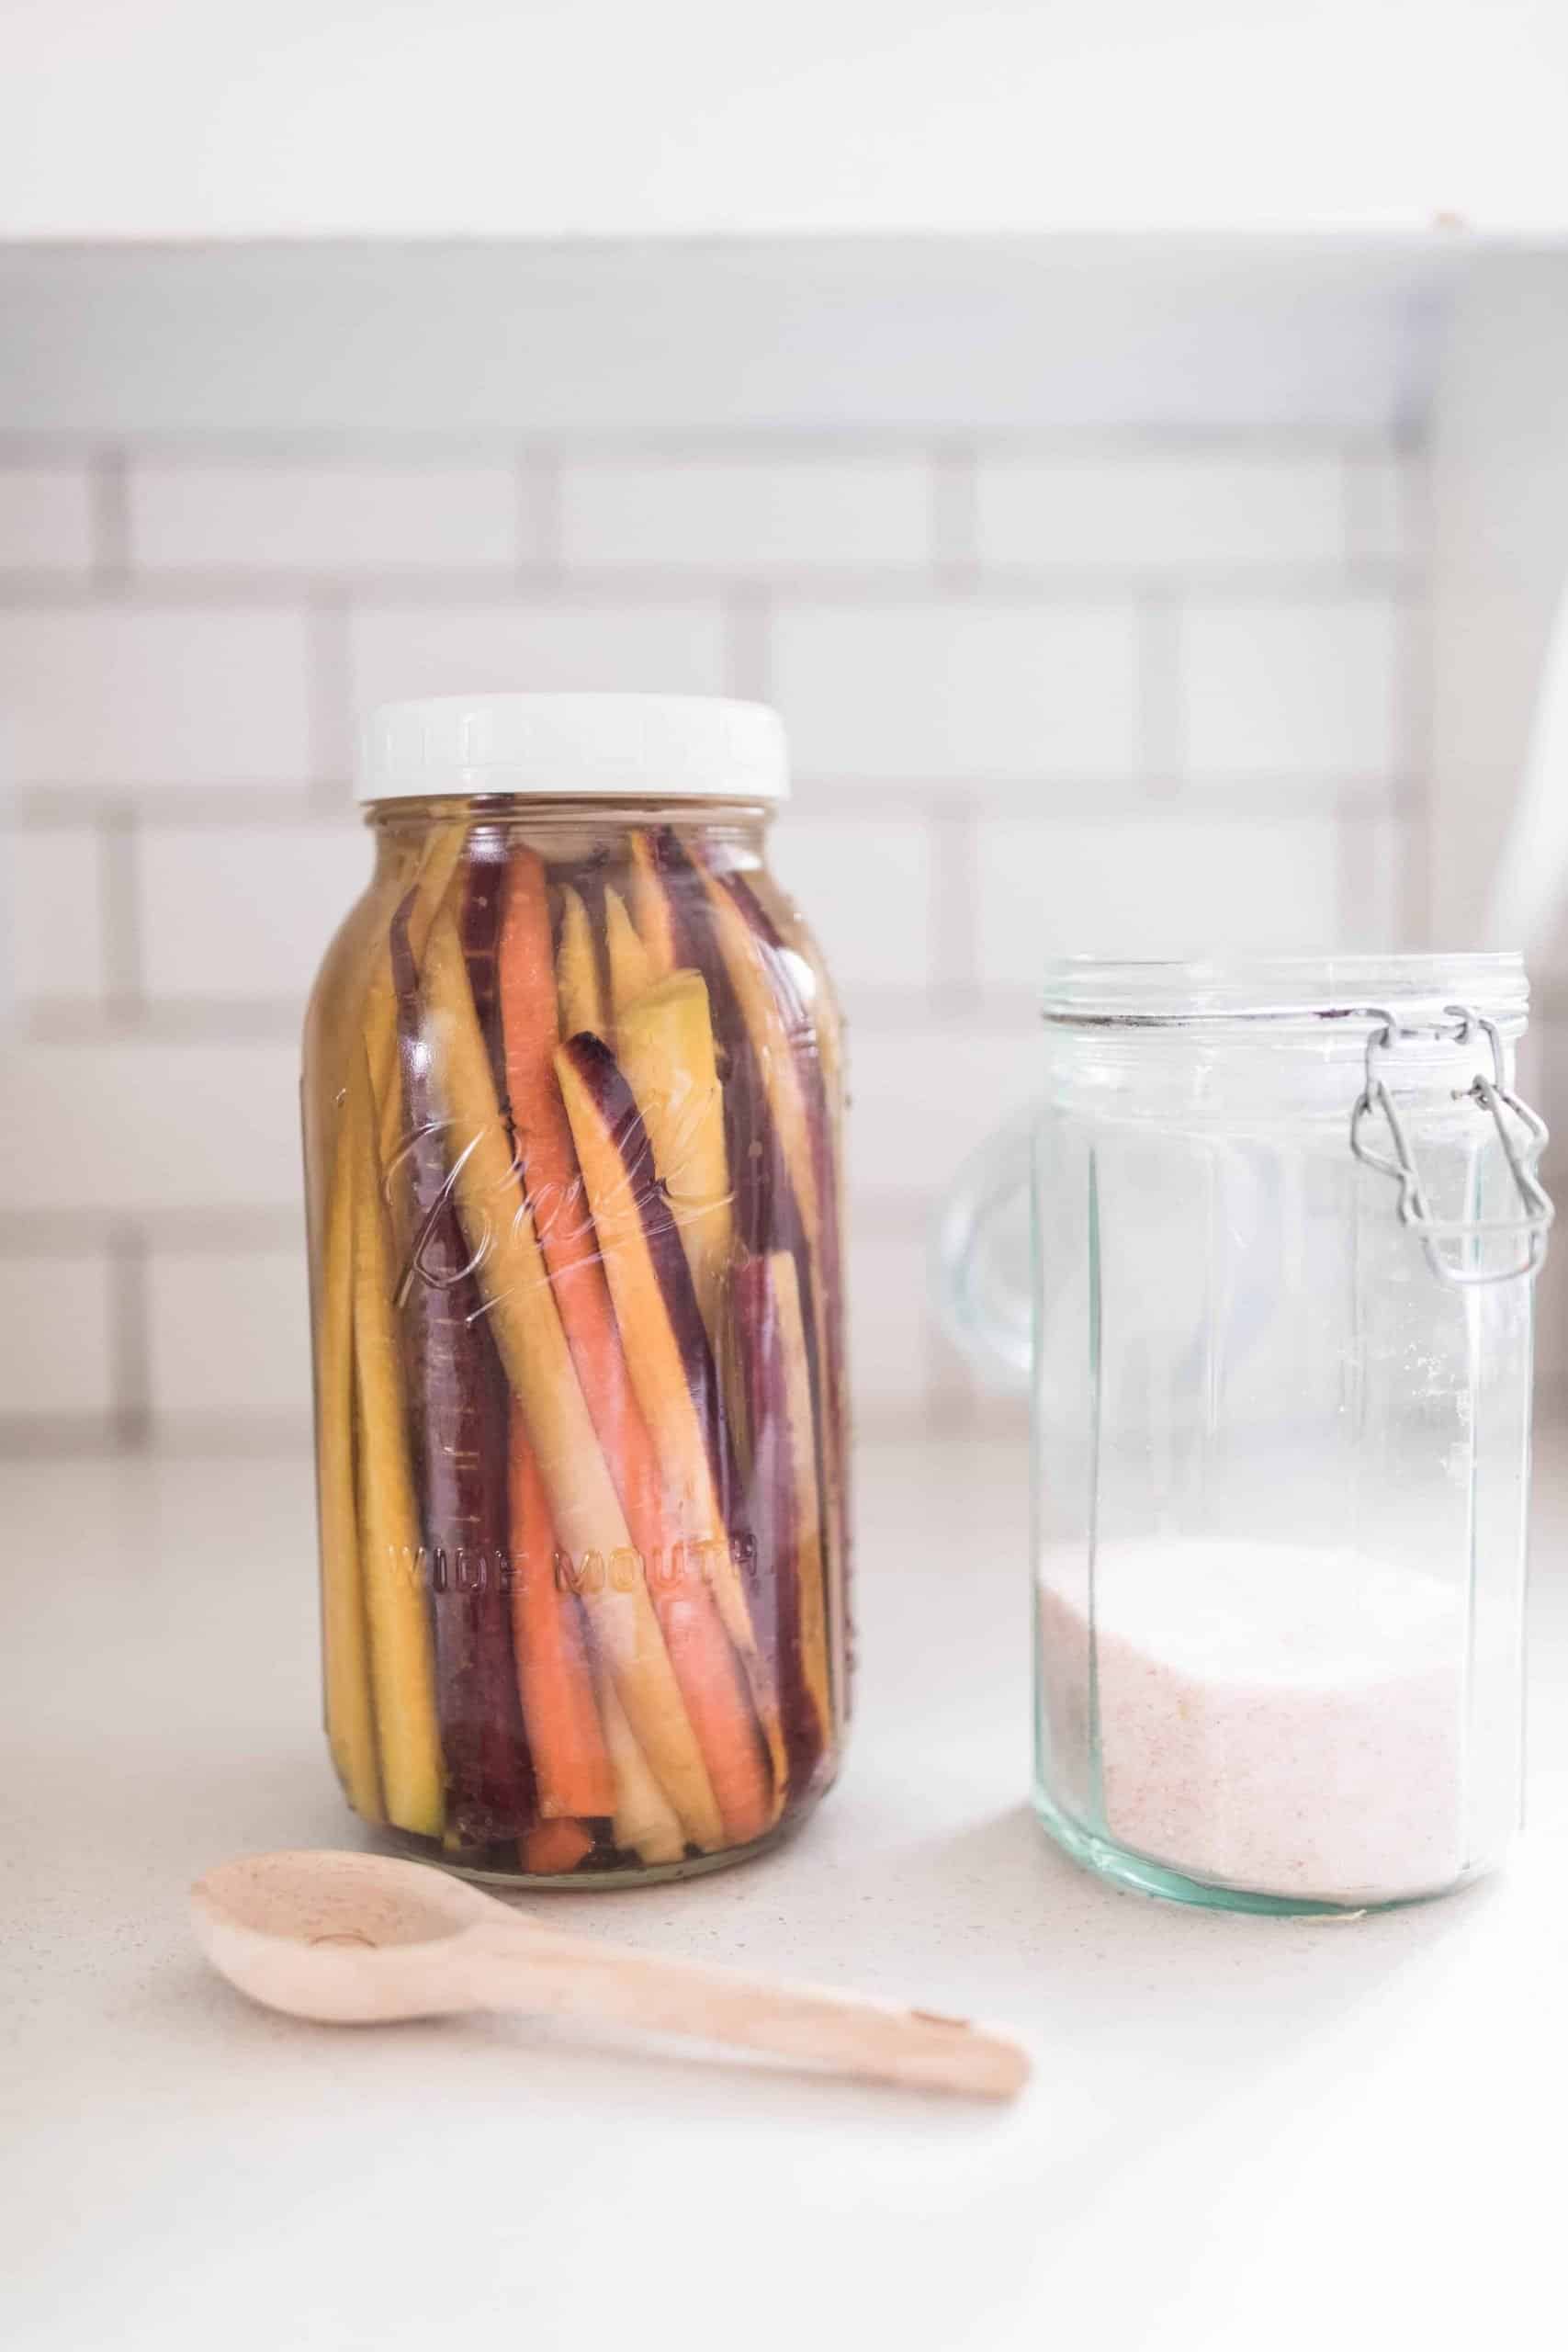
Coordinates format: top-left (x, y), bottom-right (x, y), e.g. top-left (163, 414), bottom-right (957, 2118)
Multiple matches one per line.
top-left (1039, 956), bottom-right (1554, 1292)
top-left (1348, 1003), bottom-right (1553, 1288)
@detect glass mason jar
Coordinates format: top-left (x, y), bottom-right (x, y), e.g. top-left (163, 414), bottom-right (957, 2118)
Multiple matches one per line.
top-left (301, 695), bottom-right (850, 1885)
top-left (942, 956), bottom-right (1552, 1916)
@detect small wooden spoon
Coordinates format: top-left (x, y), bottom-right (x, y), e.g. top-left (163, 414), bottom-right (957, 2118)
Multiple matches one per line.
top-left (190, 1849), bottom-right (1029, 2100)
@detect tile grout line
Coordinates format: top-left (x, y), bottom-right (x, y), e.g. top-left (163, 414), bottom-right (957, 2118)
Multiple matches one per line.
top-left (521, 446), bottom-right (563, 580)
top-left (931, 439), bottom-right (979, 589)
top-left (1138, 586), bottom-right (1184, 797)
top-left (929, 794), bottom-right (982, 1016)
top-left (307, 592), bottom-right (352, 808)
top-left (89, 445), bottom-right (131, 587)
top-left (100, 808), bottom-right (146, 1017)
top-left (0, 425), bottom-right (1424, 462)
top-left (108, 1220), bottom-right (152, 1451)
top-left (0, 560), bottom-right (1422, 612)
top-left (723, 582), bottom-right (772, 704)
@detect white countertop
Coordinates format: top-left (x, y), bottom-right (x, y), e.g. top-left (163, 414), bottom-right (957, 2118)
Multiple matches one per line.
top-left (6, 1438), bottom-right (1566, 2352)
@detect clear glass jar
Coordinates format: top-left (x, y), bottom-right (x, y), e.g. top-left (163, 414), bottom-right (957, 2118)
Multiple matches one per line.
top-left (302, 695), bottom-right (850, 1884)
top-left (942, 956), bottom-right (1552, 1915)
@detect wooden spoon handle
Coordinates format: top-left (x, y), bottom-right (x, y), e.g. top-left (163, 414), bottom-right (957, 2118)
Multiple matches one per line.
top-left (457, 1926), bottom-right (1030, 2099)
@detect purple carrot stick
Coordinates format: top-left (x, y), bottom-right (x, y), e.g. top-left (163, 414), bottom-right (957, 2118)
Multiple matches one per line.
top-left (390, 870), bottom-right (534, 1852)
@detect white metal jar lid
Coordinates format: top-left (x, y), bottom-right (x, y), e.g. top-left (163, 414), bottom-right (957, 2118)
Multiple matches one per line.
top-left (357, 693), bottom-right (790, 804)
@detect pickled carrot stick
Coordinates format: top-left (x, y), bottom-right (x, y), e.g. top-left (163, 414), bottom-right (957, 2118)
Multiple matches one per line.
top-left (613, 967), bottom-right (733, 1349)
top-left (373, 821), bottom-right (469, 1169)
top-left (739, 1251), bottom-right (833, 1776)
top-left (499, 851), bottom-right (665, 1544)
top-left (345, 1049), bottom-right (445, 1838)
top-left (683, 846), bottom-right (851, 1721)
top-left (556, 883), bottom-right (606, 1040)
top-left (498, 851), bottom-right (775, 1843)
top-left (604, 885), bottom-right (655, 1013)
top-left (419, 905), bottom-right (725, 1852)
top-left (648, 831), bottom-right (783, 1261)
top-left (509, 1406), bottom-right (616, 1821)
top-left (724, 869), bottom-right (853, 1728)
top-left (312, 1122), bottom-right (382, 1823)
top-left (453, 844), bottom-right (536, 1844)
top-left (306, 839), bottom-right (429, 1826)
top-left (520, 1817), bottom-right (595, 1875)
top-left (597, 1675), bottom-right (687, 1866)
top-left (555, 1035), bottom-right (785, 1826)
top-left (770, 1247), bottom-right (834, 1756)
top-left (628, 829), bottom-right (679, 981)
top-left (391, 885), bottom-right (531, 1850)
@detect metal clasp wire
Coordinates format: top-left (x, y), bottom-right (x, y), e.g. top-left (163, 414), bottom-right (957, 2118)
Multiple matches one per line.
top-left (1348, 1002), bottom-right (1554, 1287)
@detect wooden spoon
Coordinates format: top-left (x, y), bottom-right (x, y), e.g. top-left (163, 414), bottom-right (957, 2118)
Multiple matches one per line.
top-left (190, 1849), bottom-right (1029, 2100)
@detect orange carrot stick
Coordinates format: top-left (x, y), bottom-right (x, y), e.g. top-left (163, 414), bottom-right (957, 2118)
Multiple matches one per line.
top-left (509, 1405), bottom-right (616, 1822)
top-left (520, 1817), bottom-right (594, 1875)
top-left (500, 849), bottom-right (776, 1844)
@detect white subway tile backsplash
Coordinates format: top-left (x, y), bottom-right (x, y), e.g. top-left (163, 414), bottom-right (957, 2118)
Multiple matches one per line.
top-left (148, 1245), bottom-right (309, 1421)
top-left (1179, 595), bottom-right (1403, 785)
top-left (128, 462), bottom-right (525, 573)
top-left (0, 1250), bottom-right (116, 1416)
top-left (976, 452), bottom-right (1348, 571)
top-left (1355, 810), bottom-right (1416, 946)
top-left (846, 1026), bottom-right (1040, 1204)
top-left (140, 823), bottom-right (371, 1001)
top-left (975, 813), bottom-right (1344, 985)
top-left (0, 424), bottom-right (1428, 1448)
top-left (1349, 450), bottom-right (1420, 567)
top-left (344, 601), bottom-right (728, 764)
top-left (0, 466), bottom-right (96, 571)
top-left (560, 458), bottom-right (932, 571)
top-left (6, 831), bottom-right (108, 1004)
top-left (772, 600), bottom-right (1141, 783)
top-left (0, 606), bottom-right (312, 789)
top-left (0, 1041), bottom-right (300, 1211)
top-left (768, 816), bottom-right (936, 990)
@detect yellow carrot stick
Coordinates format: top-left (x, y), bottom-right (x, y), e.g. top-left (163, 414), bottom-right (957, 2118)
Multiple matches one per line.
top-left (604, 885), bottom-right (655, 1013)
top-left (345, 1051), bottom-right (445, 1838)
top-left (305, 836), bottom-right (430, 1825)
top-left (628, 830), bottom-right (678, 981)
top-left (311, 1128), bottom-right (382, 1822)
top-left (373, 820), bottom-right (468, 1169)
top-left (308, 819), bottom-right (466, 1823)
top-left (420, 910), bottom-right (724, 1851)
top-left (612, 968), bottom-right (734, 1349)
top-left (557, 883), bottom-right (605, 1039)
top-left (693, 871), bottom-right (819, 1238)
top-left (597, 1676), bottom-right (687, 1866)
